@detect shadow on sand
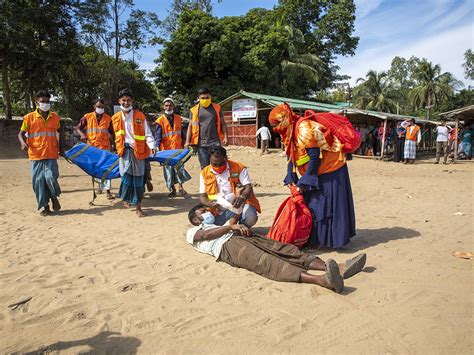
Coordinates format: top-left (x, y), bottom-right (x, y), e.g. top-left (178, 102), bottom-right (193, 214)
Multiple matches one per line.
top-left (25, 331), bottom-right (141, 355)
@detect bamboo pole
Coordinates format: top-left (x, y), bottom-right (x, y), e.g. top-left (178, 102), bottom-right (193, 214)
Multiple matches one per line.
top-left (380, 118), bottom-right (388, 159)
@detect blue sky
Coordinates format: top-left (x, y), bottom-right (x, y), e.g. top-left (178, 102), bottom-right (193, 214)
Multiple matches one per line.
top-left (134, 0), bottom-right (473, 87)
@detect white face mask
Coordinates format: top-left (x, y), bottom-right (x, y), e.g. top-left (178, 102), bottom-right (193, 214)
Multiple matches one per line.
top-left (38, 103), bottom-right (50, 112)
top-left (201, 211), bottom-right (215, 225)
top-left (95, 107), bottom-right (105, 115)
top-left (165, 110), bottom-right (174, 115)
top-left (121, 105), bottom-right (132, 112)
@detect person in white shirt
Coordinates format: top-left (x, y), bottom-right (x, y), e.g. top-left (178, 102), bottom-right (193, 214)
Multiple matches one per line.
top-left (111, 89), bottom-right (156, 217)
top-left (199, 146), bottom-right (261, 227)
top-left (433, 119), bottom-right (452, 164)
top-left (186, 204), bottom-right (367, 293)
top-left (256, 124), bottom-right (272, 155)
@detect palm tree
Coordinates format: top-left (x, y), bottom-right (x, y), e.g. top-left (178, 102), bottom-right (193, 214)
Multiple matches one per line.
top-left (280, 26), bottom-right (323, 87)
top-left (409, 61), bottom-right (460, 117)
top-left (353, 70), bottom-right (398, 112)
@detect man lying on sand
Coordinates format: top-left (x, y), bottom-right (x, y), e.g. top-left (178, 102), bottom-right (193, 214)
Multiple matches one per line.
top-left (187, 204), bottom-right (366, 293)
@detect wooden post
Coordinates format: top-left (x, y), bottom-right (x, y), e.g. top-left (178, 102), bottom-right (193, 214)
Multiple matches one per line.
top-left (380, 118), bottom-right (388, 159)
top-left (454, 118), bottom-right (459, 162)
top-left (255, 99), bottom-right (259, 149)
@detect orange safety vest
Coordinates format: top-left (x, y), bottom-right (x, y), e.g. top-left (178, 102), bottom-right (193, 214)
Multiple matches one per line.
top-left (201, 160), bottom-right (261, 213)
top-left (294, 146), bottom-right (346, 176)
top-left (154, 114), bottom-right (183, 150)
top-left (405, 125), bottom-right (420, 141)
top-left (22, 110), bottom-right (60, 160)
top-left (84, 111), bottom-right (112, 150)
top-left (111, 110), bottom-right (150, 159)
top-left (189, 103), bottom-right (225, 145)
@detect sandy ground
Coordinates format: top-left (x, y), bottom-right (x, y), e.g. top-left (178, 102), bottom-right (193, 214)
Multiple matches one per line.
top-left (0, 146), bottom-right (472, 354)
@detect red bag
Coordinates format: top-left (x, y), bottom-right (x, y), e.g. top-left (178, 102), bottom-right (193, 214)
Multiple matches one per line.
top-left (267, 185), bottom-right (312, 247)
top-left (304, 110), bottom-right (361, 153)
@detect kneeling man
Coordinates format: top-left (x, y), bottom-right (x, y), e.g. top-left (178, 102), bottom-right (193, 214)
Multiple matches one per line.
top-left (199, 146), bottom-right (260, 227)
top-left (187, 204), bottom-right (367, 293)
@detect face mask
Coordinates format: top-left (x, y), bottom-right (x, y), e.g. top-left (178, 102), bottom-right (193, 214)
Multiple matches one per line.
top-left (199, 98), bottom-right (211, 108)
top-left (201, 211), bottom-right (215, 225)
top-left (95, 108), bottom-right (105, 115)
top-left (38, 103), bottom-right (50, 112)
top-left (212, 163), bottom-right (227, 174)
top-left (165, 110), bottom-right (173, 115)
top-left (121, 105), bottom-right (132, 112)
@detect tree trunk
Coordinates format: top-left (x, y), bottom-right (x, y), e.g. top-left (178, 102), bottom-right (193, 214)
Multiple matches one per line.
top-left (1, 53), bottom-right (13, 120)
top-left (114, 0), bottom-right (120, 63)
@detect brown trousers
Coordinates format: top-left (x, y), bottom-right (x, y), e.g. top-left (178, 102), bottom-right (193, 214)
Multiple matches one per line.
top-left (219, 235), bottom-right (318, 282)
top-left (261, 139), bottom-right (269, 154)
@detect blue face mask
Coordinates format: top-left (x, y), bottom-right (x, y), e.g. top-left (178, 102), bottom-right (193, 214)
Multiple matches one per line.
top-left (201, 211), bottom-right (215, 225)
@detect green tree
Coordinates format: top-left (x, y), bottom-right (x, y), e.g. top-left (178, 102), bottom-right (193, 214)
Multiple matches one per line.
top-left (409, 61), bottom-right (459, 118)
top-left (353, 70), bottom-right (398, 112)
top-left (163, 0), bottom-right (222, 33)
top-left (280, 26), bottom-right (323, 93)
top-left (153, 1), bottom-right (358, 106)
top-left (1, 0), bottom-right (81, 119)
top-left (462, 49), bottom-right (474, 80)
top-left (76, 0), bottom-right (160, 107)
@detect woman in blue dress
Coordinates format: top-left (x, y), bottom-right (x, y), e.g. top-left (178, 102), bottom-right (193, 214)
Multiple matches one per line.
top-left (269, 104), bottom-right (356, 249)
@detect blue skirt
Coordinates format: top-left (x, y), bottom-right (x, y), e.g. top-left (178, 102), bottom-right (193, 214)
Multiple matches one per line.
top-left (303, 165), bottom-right (356, 248)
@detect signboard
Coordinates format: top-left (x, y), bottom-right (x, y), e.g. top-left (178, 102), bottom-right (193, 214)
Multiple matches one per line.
top-left (232, 99), bottom-right (257, 121)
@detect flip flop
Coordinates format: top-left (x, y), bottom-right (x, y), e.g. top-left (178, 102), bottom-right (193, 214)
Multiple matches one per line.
top-left (325, 259), bottom-right (344, 294)
top-left (343, 253), bottom-right (367, 279)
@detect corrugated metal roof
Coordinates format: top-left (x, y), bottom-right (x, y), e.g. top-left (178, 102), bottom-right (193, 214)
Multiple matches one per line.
top-left (219, 90), bottom-right (341, 112)
top-left (219, 90), bottom-right (434, 124)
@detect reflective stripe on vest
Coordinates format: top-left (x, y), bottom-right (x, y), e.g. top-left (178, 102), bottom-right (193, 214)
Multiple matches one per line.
top-left (162, 130), bottom-right (182, 138)
top-left (116, 130), bottom-right (125, 135)
top-left (207, 194), bottom-right (218, 200)
top-left (86, 128), bottom-right (110, 134)
top-left (191, 121), bottom-right (199, 126)
top-left (28, 131), bottom-right (57, 138)
top-left (134, 134), bottom-right (146, 140)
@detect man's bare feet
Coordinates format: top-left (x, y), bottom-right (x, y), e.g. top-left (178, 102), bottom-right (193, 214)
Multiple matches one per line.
top-left (106, 191), bottom-right (115, 200)
top-left (178, 187), bottom-right (187, 196)
top-left (40, 206), bottom-right (51, 216)
top-left (124, 201), bottom-right (131, 208)
top-left (51, 198), bottom-right (61, 211)
top-left (136, 209), bottom-right (146, 217)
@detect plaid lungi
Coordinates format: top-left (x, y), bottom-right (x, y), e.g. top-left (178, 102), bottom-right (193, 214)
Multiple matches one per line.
top-left (404, 140), bottom-right (417, 159)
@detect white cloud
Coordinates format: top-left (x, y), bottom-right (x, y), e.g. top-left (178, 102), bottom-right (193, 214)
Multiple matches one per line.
top-left (355, 0), bottom-right (384, 18)
top-left (336, 23), bottom-right (474, 87)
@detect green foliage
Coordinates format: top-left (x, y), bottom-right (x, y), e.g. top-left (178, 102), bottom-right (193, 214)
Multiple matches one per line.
top-left (462, 49), bottom-right (474, 80)
top-left (153, 1), bottom-right (358, 105)
top-left (1, 0), bottom-right (159, 120)
top-left (353, 70), bottom-right (398, 113)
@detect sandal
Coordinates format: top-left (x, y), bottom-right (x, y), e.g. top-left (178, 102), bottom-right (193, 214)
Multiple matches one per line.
top-left (325, 259), bottom-right (344, 293)
top-left (342, 253), bottom-right (367, 279)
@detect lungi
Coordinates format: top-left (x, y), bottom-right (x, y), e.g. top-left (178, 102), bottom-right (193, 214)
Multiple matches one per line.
top-left (404, 140), bottom-right (417, 159)
top-left (30, 159), bottom-right (61, 210)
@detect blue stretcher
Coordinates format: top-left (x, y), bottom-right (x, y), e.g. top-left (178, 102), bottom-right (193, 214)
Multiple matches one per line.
top-left (64, 143), bottom-right (193, 181)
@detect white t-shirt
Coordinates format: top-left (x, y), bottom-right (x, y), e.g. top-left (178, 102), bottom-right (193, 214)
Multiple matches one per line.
top-left (186, 224), bottom-right (233, 258)
top-left (199, 163), bottom-right (251, 200)
top-left (435, 126), bottom-right (451, 142)
top-left (256, 126), bottom-right (272, 140)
